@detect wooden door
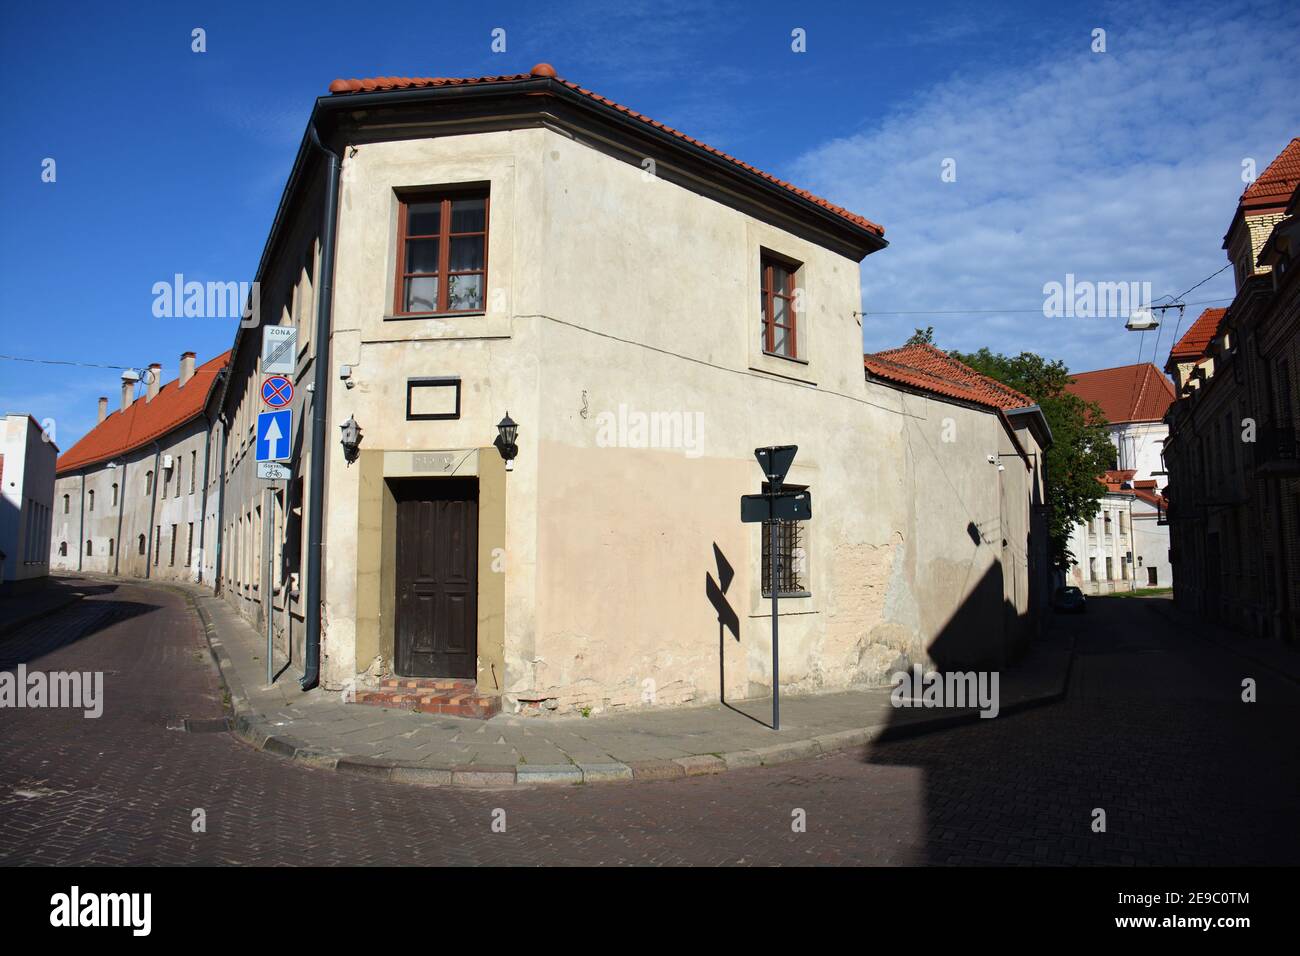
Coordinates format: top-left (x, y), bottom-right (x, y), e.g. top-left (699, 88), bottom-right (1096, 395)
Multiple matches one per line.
top-left (394, 479), bottom-right (478, 678)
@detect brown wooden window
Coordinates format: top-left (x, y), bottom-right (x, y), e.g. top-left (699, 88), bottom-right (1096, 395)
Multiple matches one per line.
top-left (761, 254), bottom-right (799, 359)
top-left (394, 189), bottom-right (489, 315)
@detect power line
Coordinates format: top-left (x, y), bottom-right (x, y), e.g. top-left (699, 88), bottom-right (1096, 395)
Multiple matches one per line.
top-left (856, 295), bottom-right (1232, 317)
top-left (0, 354), bottom-right (135, 371)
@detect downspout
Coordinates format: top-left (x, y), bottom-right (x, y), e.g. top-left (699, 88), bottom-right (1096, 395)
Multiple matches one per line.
top-left (197, 380), bottom-right (223, 586)
top-left (78, 472), bottom-right (85, 571)
top-left (214, 414), bottom-right (229, 594)
top-left (113, 459), bottom-right (126, 575)
top-left (144, 441), bottom-right (161, 578)
top-left (301, 125), bottom-right (342, 691)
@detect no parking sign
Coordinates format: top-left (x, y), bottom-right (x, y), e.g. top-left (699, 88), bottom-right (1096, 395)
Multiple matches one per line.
top-left (261, 375), bottom-right (294, 409)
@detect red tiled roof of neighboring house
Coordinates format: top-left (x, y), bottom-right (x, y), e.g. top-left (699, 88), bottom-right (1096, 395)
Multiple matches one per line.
top-left (1240, 137), bottom-right (1300, 209)
top-left (1100, 469), bottom-right (1137, 490)
top-left (1167, 307), bottom-right (1228, 364)
top-left (864, 343), bottom-right (1034, 412)
top-left (1097, 469), bottom-right (1165, 508)
top-left (55, 352), bottom-right (230, 475)
top-left (326, 64), bottom-right (885, 238)
top-left (1065, 363), bottom-right (1175, 424)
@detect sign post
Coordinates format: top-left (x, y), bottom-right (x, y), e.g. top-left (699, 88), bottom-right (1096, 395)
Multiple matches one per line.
top-left (740, 445), bottom-right (809, 730)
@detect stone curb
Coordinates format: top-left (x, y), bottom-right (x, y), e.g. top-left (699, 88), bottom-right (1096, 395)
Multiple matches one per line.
top-left (179, 578), bottom-right (1075, 791)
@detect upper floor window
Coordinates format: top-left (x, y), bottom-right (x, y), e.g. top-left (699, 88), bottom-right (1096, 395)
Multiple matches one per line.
top-left (63, 494), bottom-right (70, 514)
top-left (88, 489), bottom-right (95, 511)
top-left (760, 254), bottom-right (800, 359)
top-left (145, 470), bottom-right (154, 495)
top-left (112, 483), bottom-right (118, 506)
top-left (394, 190), bottom-right (488, 316)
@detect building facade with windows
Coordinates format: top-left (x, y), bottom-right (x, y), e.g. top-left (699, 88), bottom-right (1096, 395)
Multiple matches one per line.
top-left (1163, 136), bottom-right (1300, 643)
top-left (49, 351), bottom-right (228, 584)
top-left (209, 64), bottom-right (1052, 716)
top-left (1060, 363), bottom-right (1176, 593)
top-left (0, 414), bottom-right (57, 593)
top-left (1064, 470), bottom-right (1169, 594)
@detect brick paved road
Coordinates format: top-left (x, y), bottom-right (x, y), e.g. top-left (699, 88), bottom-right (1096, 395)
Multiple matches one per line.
top-left (1, 580), bottom-right (1296, 865)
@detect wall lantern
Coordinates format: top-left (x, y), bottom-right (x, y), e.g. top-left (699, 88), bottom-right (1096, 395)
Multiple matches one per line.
top-left (494, 412), bottom-right (519, 471)
top-left (340, 415), bottom-right (362, 464)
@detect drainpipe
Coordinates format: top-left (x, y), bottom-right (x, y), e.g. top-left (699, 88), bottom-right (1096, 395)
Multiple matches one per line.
top-left (144, 441), bottom-right (161, 578)
top-left (301, 126), bottom-right (342, 691)
top-left (113, 459), bottom-right (126, 576)
top-left (214, 414), bottom-right (228, 594)
top-left (197, 380), bottom-right (224, 586)
top-left (77, 473), bottom-right (85, 571)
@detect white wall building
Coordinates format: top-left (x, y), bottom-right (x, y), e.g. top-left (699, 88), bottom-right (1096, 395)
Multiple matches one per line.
top-left (0, 414), bottom-right (57, 592)
top-left (1062, 363), bottom-right (1176, 592)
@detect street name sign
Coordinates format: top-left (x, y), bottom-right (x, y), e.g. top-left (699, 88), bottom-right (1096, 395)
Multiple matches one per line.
top-left (256, 409), bottom-right (292, 462)
top-left (261, 326), bottom-right (297, 375)
top-left (741, 490), bottom-right (812, 523)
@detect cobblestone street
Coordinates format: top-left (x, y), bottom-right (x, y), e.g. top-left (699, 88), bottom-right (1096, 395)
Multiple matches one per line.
top-left (1, 580), bottom-right (1296, 866)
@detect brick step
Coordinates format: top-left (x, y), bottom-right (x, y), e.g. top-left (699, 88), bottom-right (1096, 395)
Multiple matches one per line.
top-left (380, 677), bottom-right (475, 692)
top-left (354, 685), bottom-right (500, 719)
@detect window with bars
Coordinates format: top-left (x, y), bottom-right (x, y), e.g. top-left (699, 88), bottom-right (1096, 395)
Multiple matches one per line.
top-left (394, 189), bottom-right (489, 315)
top-left (760, 253), bottom-right (800, 359)
top-left (760, 483), bottom-right (809, 596)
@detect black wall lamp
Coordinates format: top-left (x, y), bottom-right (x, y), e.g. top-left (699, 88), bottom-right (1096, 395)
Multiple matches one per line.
top-left (495, 412), bottom-right (519, 471)
top-left (340, 414), bottom-right (362, 464)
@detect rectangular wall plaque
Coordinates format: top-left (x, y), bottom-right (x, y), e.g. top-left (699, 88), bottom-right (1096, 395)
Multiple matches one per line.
top-left (406, 377), bottom-right (461, 421)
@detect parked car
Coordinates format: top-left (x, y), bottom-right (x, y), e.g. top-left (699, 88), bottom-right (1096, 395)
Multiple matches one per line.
top-left (1052, 586), bottom-right (1087, 613)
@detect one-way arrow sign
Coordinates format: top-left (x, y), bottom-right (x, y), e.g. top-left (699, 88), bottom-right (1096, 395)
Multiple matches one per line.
top-left (256, 409), bottom-right (292, 462)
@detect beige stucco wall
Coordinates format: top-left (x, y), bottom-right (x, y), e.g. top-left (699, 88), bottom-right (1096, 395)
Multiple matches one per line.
top-left (212, 120), bottom-right (1044, 713)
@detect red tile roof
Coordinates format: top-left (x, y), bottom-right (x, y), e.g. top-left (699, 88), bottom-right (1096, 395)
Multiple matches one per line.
top-left (1240, 137), bottom-right (1300, 209)
top-left (1098, 469), bottom-right (1165, 508)
top-left (56, 352), bottom-right (230, 475)
top-left (1167, 307), bottom-right (1227, 363)
top-left (864, 343), bottom-right (1034, 412)
top-left (1065, 363), bottom-right (1175, 424)
top-left (326, 64), bottom-right (884, 238)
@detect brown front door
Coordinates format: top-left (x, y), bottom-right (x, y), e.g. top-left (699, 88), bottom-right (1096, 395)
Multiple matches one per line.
top-left (394, 478), bottom-right (478, 678)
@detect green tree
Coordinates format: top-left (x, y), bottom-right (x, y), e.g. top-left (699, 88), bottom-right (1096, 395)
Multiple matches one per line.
top-left (947, 347), bottom-right (1113, 569)
top-left (905, 325), bottom-right (935, 345)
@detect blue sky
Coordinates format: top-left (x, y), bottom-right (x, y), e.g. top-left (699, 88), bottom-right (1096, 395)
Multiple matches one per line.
top-left (2, 0), bottom-right (1297, 450)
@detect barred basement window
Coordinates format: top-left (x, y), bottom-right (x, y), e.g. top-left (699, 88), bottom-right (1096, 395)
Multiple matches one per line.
top-left (760, 483), bottom-right (810, 597)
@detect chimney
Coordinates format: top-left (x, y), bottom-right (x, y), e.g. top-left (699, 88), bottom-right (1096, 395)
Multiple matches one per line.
top-left (146, 363), bottom-right (162, 401)
top-left (178, 351), bottom-right (196, 388)
top-left (120, 369), bottom-right (139, 411)
top-left (97, 397), bottom-right (108, 423)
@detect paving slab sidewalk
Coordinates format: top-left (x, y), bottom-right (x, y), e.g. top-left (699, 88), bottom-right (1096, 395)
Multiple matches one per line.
top-left (174, 579), bottom-right (1073, 789)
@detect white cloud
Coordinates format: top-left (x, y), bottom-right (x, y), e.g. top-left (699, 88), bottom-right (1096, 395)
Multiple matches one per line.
top-left (791, 2), bottom-right (1300, 373)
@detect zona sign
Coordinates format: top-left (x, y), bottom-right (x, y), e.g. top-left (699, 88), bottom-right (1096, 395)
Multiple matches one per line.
top-left (261, 375), bottom-right (294, 409)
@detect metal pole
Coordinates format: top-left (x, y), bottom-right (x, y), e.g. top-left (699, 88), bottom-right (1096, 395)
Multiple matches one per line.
top-left (770, 513), bottom-right (780, 730)
top-left (266, 485), bottom-right (274, 685)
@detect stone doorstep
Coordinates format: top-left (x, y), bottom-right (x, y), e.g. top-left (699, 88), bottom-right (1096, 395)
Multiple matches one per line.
top-left (353, 680), bottom-right (502, 719)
